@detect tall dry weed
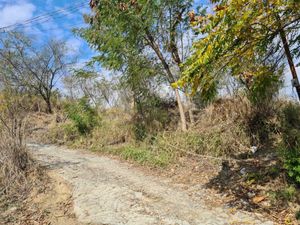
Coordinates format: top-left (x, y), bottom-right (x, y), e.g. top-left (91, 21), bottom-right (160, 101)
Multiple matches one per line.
top-left (0, 131), bottom-right (31, 198)
top-left (152, 96), bottom-right (278, 158)
top-left (0, 91), bottom-right (33, 203)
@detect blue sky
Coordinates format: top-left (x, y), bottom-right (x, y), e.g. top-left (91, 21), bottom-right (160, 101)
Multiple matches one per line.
top-left (0, 0), bottom-right (298, 99)
top-left (0, 0), bottom-right (211, 71)
top-left (0, 0), bottom-right (93, 64)
top-left (0, 0), bottom-right (209, 59)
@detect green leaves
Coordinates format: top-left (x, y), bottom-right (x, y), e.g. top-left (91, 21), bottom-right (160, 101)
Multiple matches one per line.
top-left (77, 0), bottom-right (194, 75)
top-left (284, 157), bottom-right (300, 184)
top-left (280, 103), bottom-right (300, 184)
top-left (181, 0), bottom-right (300, 100)
top-left (64, 97), bottom-right (100, 135)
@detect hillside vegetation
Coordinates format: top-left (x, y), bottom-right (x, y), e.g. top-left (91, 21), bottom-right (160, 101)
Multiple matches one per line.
top-left (1, 0), bottom-right (300, 224)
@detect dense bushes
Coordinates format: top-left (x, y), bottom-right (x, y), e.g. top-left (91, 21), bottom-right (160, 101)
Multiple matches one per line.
top-left (279, 103), bottom-right (300, 184)
top-left (88, 108), bottom-right (132, 147)
top-left (47, 98), bottom-right (101, 144)
top-left (133, 93), bottom-right (177, 141)
top-left (284, 157), bottom-right (300, 184)
top-left (64, 97), bottom-right (100, 135)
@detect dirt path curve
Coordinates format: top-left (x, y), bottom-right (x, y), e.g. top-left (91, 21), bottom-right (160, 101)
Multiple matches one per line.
top-left (28, 144), bottom-right (274, 225)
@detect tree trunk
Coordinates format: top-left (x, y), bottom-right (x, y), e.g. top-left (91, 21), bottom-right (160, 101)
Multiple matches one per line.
top-left (169, 28), bottom-right (194, 127)
top-left (46, 98), bottom-right (53, 114)
top-left (186, 95), bottom-right (195, 126)
top-left (175, 88), bottom-right (187, 132)
top-left (276, 15), bottom-right (300, 100)
top-left (145, 30), bottom-right (187, 131)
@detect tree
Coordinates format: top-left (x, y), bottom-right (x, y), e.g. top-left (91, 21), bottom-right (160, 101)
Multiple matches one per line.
top-left (0, 32), bottom-right (71, 113)
top-left (63, 68), bottom-right (115, 107)
top-left (78, 0), bottom-right (197, 131)
top-left (181, 0), bottom-right (300, 100)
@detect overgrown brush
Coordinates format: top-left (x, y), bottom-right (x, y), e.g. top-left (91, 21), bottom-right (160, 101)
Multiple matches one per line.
top-left (148, 97), bottom-right (253, 158)
top-left (47, 106), bottom-right (133, 146)
top-left (47, 95), bottom-right (276, 161)
top-left (90, 108), bottom-right (133, 147)
top-left (95, 145), bottom-right (172, 167)
top-left (0, 89), bottom-right (35, 212)
top-left (46, 98), bottom-right (102, 144)
top-left (278, 103), bottom-right (300, 184)
top-left (64, 97), bottom-right (100, 135)
top-left (132, 95), bottom-right (178, 141)
top-left (0, 133), bottom-right (30, 197)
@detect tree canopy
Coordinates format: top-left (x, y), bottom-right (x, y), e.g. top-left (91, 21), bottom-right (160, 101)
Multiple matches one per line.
top-left (181, 0), bottom-right (300, 101)
top-left (0, 32), bottom-right (71, 113)
top-left (78, 0), bottom-right (197, 131)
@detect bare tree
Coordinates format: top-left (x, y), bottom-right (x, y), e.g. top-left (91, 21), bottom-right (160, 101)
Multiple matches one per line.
top-left (0, 32), bottom-right (71, 113)
top-left (63, 68), bottom-right (115, 107)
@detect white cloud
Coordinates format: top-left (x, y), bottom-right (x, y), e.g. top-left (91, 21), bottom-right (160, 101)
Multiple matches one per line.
top-left (79, 6), bottom-right (90, 15)
top-left (0, 1), bottom-right (36, 28)
top-left (279, 67), bottom-right (300, 100)
top-left (66, 37), bottom-right (83, 56)
top-left (45, 0), bottom-right (54, 7)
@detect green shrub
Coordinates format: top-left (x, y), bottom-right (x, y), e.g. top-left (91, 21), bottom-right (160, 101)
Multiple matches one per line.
top-left (296, 211), bottom-right (300, 220)
top-left (281, 103), bottom-right (300, 148)
top-left (64, 97), bottom-right (100, 135)
top-left (133, 94), bottom-right (175, 141)
top-left (284, 157), bottom-right (300, 184)
top-left (151, 125), bottom-right (249, 158)
top-left (120, 146), bottom-right (171, 167)
top-left (133, 123), bottom-right (147, 141)
top-left (48, 121), bottom-right (79, 143)
top-left (268, 185), bottom-right (297, 202)
top-left (246, 68), bottom-right (282, 106)
top-left (92, 144), bottom-right (172, 167)
top-left (279, 103), bottom-right (300, 184)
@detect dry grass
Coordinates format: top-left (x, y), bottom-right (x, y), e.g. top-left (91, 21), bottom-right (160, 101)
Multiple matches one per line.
top-left (21, 96), bottom-right (300, 223)
top-left (0, 129), bottom-right (39, 224)
top-left (36, 108), bottom-right (134, 147)
top-left (196, 96), bottom-right (253, 129)
top-left (0, 122), bottom-right (78, 224)
top-left (194, 96), bottom-right (253, 154)
top-left (0, 132), bottom-right (30, 197)
top-left (27, 112), bottom-right (65, 144)
top-left (89, 108), bottom-right (133, 147)
top-left (149, 97), bottom-right (254, 159)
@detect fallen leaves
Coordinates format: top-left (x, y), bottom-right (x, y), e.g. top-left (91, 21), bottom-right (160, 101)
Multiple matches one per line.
top-left (252, 195), bottom-right (266, 204)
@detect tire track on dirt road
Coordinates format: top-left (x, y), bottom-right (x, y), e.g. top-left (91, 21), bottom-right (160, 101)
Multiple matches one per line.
top-left (29, 144), bottom-right (274, 225)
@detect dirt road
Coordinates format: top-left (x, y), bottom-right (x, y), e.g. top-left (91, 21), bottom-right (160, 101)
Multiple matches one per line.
top-left (28, 144), bottom-right (274, 225)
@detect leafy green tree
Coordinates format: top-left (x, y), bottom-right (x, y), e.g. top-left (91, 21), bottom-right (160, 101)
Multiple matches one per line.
top-left (78, 0), bottom-right (197, 131)
top-left (120, 55), bottom-right (171, 140)
top-left (181, 0), bottom-right (300, 100)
